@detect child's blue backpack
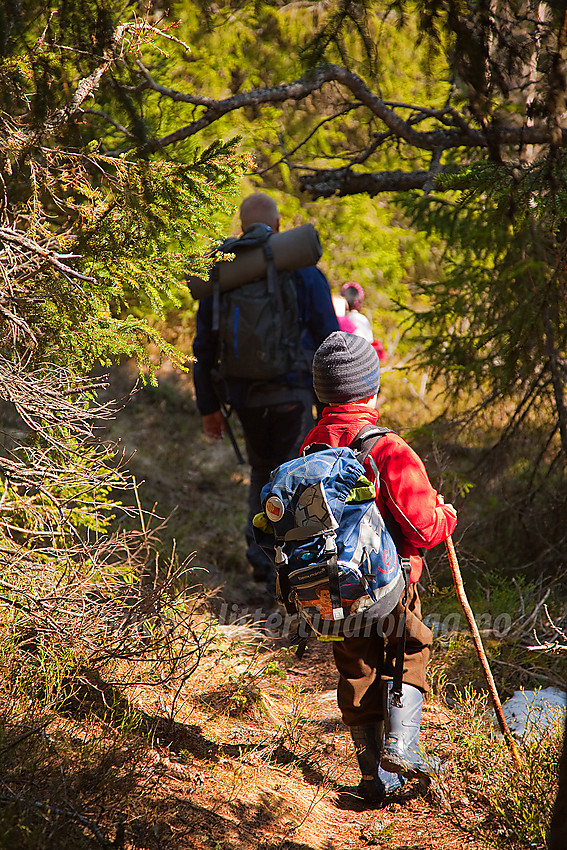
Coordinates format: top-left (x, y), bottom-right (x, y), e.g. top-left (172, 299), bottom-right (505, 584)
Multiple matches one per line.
top-left (253, 426), bottom-right (405, 639)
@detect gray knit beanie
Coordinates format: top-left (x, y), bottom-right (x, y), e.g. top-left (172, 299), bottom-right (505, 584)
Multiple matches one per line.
top-left (313, 331), bottom-right (380, 404)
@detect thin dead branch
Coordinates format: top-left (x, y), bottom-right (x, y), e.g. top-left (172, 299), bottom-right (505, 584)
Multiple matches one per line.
top-left (527, 605), bottom-right (567, 652)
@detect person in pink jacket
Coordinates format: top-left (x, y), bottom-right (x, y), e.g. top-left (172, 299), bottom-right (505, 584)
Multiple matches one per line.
top-left (301, 331), bottom-right (457, 806)
top-left (336, 283), bottom-right (387, 361)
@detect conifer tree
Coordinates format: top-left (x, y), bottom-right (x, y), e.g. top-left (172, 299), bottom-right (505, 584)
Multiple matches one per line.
top-left (404, 156), bottom-right (567, 464)
top-left (0, 1), bottom-right (244, 575)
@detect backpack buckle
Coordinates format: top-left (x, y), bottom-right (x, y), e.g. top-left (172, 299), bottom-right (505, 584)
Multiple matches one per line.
top-left (324, 532), bottom-right (337, 554)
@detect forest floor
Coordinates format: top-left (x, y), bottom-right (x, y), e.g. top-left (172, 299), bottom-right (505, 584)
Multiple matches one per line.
top-left (88, 358), bottom-right (542, 850)
top-left (109, 628), bottom-right (497, 850)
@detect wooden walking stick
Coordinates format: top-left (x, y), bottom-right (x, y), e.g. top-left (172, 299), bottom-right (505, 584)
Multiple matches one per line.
top-left (444, 533), bottom-right (524, 771)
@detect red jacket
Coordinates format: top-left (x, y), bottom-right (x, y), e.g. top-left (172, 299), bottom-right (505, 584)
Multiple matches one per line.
top-left (300, 403), bottom-right (457, 583)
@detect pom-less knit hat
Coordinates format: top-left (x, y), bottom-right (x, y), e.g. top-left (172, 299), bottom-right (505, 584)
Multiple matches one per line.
top-left (340, 281), bottom-right (365, 301)
top-left (313, 331), bottom-right (380, 404)
top-left (340, 281), bottom-right (364, 311)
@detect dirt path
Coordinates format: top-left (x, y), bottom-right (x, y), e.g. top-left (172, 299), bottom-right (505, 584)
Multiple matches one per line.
top-left (132, 625), bottom-right (496, 850)
top-left (100, 362), bottom-right (497, 849)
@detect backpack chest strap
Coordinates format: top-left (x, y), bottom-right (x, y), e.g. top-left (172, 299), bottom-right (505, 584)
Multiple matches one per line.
top-left (327, 550), bottom-right (345, 620)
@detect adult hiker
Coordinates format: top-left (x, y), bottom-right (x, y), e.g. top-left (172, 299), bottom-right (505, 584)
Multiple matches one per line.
top-left (300, 331), bottom-right (457, 805)
top-left (192, 193), bottom-right (339, 588)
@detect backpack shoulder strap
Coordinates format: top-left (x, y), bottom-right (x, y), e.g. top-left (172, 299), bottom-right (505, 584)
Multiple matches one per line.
top-left (352, 424), bottom-right (407, 557)
top-left (302, 425), bottom-right (395, 460)
top-left (235, 223), bottom-right (272, 249)
top-left (349, 424), bottom-right (394, 465)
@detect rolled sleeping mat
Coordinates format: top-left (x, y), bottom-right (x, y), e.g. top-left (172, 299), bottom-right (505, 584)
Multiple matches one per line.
top-left (187, 223), bottom-right (322, 299)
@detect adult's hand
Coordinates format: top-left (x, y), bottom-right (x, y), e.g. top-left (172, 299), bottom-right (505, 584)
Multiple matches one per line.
top-left (202, 410), bottom-right (226, 440)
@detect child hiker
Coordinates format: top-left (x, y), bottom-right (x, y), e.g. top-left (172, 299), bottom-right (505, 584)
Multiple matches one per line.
top-left (301, 331), bottom-right (457, 805)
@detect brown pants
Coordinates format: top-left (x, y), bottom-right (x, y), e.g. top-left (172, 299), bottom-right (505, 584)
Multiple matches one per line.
top-left (332, 584), bottom-right (433, 726)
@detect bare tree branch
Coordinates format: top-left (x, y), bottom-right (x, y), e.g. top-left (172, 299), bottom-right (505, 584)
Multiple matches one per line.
top-left (0, 227), bottom-right (95, 283)
top-left (139, 62), bottom-right (561, 157)
top-left (79, 108), bottom-right (136, 139)
top-left (527, 605), bottom-right (567, 652)
top-left (299, 167), bottom-right (436, 198)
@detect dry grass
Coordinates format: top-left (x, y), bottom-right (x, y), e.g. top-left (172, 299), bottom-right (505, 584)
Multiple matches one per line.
top-left (3, 586), bottom-right (557, 849)
top-left (0, 354), bottom-right (563, 849)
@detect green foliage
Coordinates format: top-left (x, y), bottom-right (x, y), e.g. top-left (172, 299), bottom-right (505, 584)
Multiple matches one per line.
top-left (0, 23), bottom-right (244, 847)
top-left (4, 139), bottom-right (244, 375)
top-left (404, 176), bottom-right (556, 400)
top-left (0, 1), bottom-right (247, 614)
top-left (427, 571), bottom-right (560, 643)
top-left (148, 0), bottom-right (449, 337)
top-left (1, 4), bottom-right (565, 841)
top-left (1, 2), bottom-right (247, 377)
top-left (397, 153), bottom-right (567, 579)
top-left (439, 685), bottom-right (563, 849)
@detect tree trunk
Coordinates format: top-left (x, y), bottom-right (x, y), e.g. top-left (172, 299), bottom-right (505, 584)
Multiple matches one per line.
top-left (548, 717), bottom-right (567, 850)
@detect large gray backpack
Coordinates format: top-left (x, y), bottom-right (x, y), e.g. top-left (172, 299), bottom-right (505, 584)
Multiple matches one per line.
top-left (212, 224), bottom-right (302, 380)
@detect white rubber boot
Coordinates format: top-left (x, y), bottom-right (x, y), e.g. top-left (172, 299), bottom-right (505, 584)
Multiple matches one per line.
top-left (381, 682), bottom-right (435, 780)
